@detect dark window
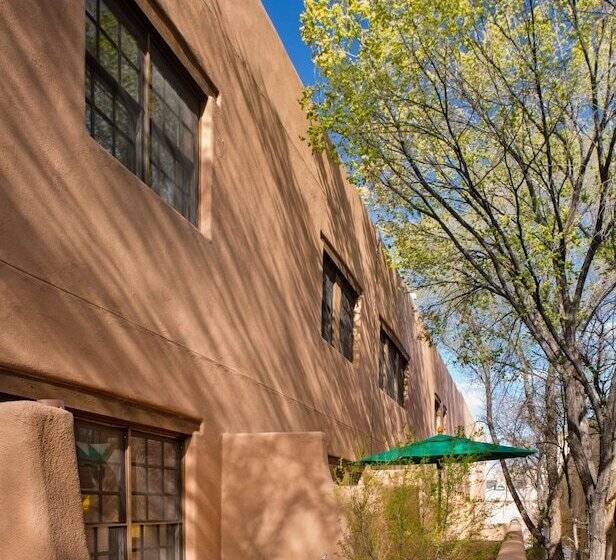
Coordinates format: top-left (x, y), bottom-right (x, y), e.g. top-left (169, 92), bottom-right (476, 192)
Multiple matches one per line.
top-left (85, 0), bottom-right (202, 224)
top-left (378, 329), bottom-right (408, 406)
top-left (75, 419), bottom-right (183, 560)
top-left (321, 252), bottom-right (358, 361)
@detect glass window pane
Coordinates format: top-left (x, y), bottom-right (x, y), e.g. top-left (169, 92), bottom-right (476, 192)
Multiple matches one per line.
top-left (321, 256), bottom-right (335, 343)
top-left (94, 114), bottom-right (113, 153)
top-left (102, 463), bottom-right (122, 491)
top-left (98, 526), bottom-right (109, 552)
top-left (148, 496), bottom-right (163, 520)
top-left (86, 527), bottom-right (96, 554)
top-left (82, 494), bottom-right (100, 523)
top-left (79, 464), bottom-right (98, 491)
top-left (86, 0), bottom-right (97, 18)
top-left (151, 93), bottom-right (164, 128)
top-left (100, 1), bottom-right (119, 42)
top-left (132, 495), bottom-right (146, 521)
top-left (164, 470), bottom-right (177, 495)
top-left (164, 442), bottom-right (177, 468)
top-left (85, 0), bottom-right (145, 178)
top-left (148, 467), bottom-right (163, 494)
top-left (147, 439), bottom-right (162, 466)
top-left (121, 26), bottom-right (140, 66)
top-left (115, 101), bottom-right (130, 134)
top-left (133, 465), bottom-right (146, 493)
top-left (148, 51), bottom-right (200, 224)
top-left (102, 495), bottom-right (120, 522)
top-left (121, 59), bottom-right (139, 101)
top-left (339, 283), bottom-right (355, 360)
top-left (94, 81), bottom-right (113, 119)
top-left (144, 525), bottom-right (158, 548)
top-left (85, 68), bottom-right (93, 101)
top-left (131, 436), bottom-right (146, 464)
top-left (86, 16), bottom-right (97, 55)
top-left (131, 524), bottom-right (142, 553)
top-left (99, 34), bottom-right (118, 79)
top-left (115, 134), bottom-right (134, 170)
top-left (164, 496), bottom-right (178, 521)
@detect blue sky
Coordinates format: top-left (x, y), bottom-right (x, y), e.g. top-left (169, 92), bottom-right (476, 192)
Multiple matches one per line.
top-left (261, 1), bottom-right (316, 85)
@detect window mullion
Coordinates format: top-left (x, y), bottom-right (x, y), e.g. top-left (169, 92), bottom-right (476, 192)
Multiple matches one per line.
top-left (142, 33), bottom-right (152, 185)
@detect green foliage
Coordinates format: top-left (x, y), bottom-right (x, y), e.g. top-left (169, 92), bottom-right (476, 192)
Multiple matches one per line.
top-left (302, 3), bottom-right (616, 555)
top-left (337, 460), bottom-right (495, 560)
top-left (300, 0), bottom-right (616, 358)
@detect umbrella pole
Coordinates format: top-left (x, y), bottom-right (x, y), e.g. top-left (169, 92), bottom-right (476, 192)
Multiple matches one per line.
top-left (437, 462), bottom-right (443, 532)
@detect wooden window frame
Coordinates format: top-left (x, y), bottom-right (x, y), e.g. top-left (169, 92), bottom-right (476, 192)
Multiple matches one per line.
top-left (378, 326), bottom-right (409, 407)
top-left (74, 414), bottom-right (185, 560)
top-left (85, 0), bottom-right (204, 225)
top-left (321, 251), bottom-right (359, 362)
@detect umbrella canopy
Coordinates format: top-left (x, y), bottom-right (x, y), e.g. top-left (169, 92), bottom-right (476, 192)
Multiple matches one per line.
top-left (359, 434), bottom-right (536, 465)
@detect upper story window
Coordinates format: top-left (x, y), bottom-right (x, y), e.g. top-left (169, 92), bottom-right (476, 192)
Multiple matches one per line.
top-left (75, 418), bottom-right (183, 560)
top-left (321, 252), bottom-right (358, 361)
top-left (85, 0), bottom-right (202, 223)
top-left (378, 328), bottom-right (408, 406)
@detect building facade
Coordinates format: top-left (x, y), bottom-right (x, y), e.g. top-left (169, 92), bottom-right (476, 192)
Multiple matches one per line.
top-left (0, 0), bottom-right (473, 558)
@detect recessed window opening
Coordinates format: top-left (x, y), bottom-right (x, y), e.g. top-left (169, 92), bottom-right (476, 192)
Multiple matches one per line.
top-left (321, 252), bottom-right (359, 361)
top-left (75, 418), bottom-right (184, 560)
top-left (85, 0), bottom-right (202, 223)
top-left (378, 327), bottom-right (408, 406)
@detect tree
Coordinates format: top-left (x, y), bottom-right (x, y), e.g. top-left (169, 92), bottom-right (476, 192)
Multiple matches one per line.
top-left (451, 309), bottom-right (569, 559)
top-left (300, 1), bottom-right (616, 559)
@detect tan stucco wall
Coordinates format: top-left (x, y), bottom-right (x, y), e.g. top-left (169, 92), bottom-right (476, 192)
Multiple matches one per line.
top-left (221, 431), bottom-right (340, 559)
top-left (0, 401), bottom-right (89, 560)
top-left (0, 0), bottom-right (474, 558)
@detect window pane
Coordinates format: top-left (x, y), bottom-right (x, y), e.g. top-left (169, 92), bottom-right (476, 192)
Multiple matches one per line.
top-left (100, 1), bottom-right (119, 42)
top-left (121, 59), bottom-right (139, 101)
top-left (321, 255), bottom-right (335, 343)
top-left (131, 433), bottom-right (182, 531)
top-left (99, 34), bottom-right (119, 79)
top-left (164, 442), bottom-right (178, 468)
top-left (85, 0), bottom-right (141, 175)
top-left (75, 420), bottom-right (127, 560)
top-left (121, 27), bottom-right (139, 66)
top-left (115, 134), bottom-right (135, 169)
top-left (378, 329), bottom-right (408, 405)
top-left (94, 113), bottom-right (113, 153)
top-left (86, 0), bottom-right (97, 18)
top-left (86, 16), bottom-right (97, 55)
top-left (378, 334), bottom-right (386, 391)
top-left (94, 81), bottom-right (113, 119)
top-left (148, 50), bottom-right (200, 223)
top-left (339, 281), bottom-right (356, 361)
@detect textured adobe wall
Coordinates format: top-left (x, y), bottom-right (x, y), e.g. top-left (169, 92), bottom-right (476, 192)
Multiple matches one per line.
top-left (0, 401), bottom-right (89, 560)
top-left (221, 432), bottom-right (340, 560)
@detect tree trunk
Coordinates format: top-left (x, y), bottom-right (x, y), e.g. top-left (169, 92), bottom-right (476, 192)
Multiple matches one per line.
top-left (588, 494), bottom-right (608, 560)
top-left (545, 366), bottom-right (564, 560)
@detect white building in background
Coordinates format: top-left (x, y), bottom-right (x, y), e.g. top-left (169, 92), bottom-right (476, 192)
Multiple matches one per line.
top-left (484, 462), bottom-right (538, 542)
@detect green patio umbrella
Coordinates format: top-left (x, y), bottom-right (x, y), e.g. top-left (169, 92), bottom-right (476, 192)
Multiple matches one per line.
top-left (358, 433), bottom-right (536, 528)
top-left (359, 433), bottom-right (536, 465)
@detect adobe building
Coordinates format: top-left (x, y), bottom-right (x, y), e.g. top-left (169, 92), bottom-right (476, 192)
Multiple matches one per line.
top-left (0, 0), bottom-right (473, 559)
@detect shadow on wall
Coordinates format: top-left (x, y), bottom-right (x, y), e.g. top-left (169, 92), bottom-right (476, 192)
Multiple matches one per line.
top-left (0, 0), bottom-right (468, 556)
top-left (221, 432), bottom-right (340, 560)
top-left (0, 0), bottom-right (426, 457)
